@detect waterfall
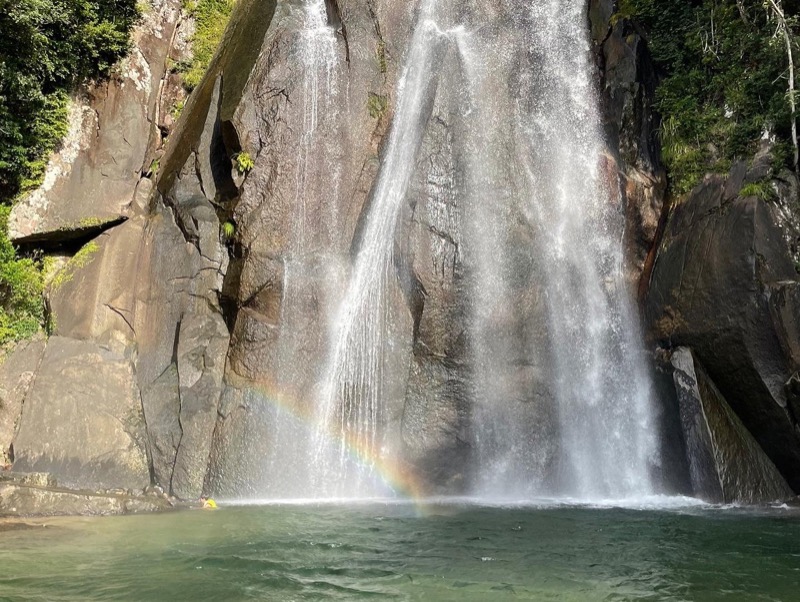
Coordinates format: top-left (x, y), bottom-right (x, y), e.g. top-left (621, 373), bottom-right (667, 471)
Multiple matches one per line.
top-left (249, 0), bottom-right (660, 501)
top-left (513, 0), bottom-right (659, 498)
top-left (311, 0), bottom-right (452, 497)
top-left (251, 0), bottom-right (342, 498)
top-left (459, 0), bottom-right (658, 499)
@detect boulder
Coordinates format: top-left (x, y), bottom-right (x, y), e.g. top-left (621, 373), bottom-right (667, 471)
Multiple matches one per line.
top-left (0, 340), bottom-right (47, 465)
top-left (12, 337), bottom-right (150, 491)
top-left (170, 311), bottom-right (229, 500)
top-left (647, 170), bottom-right (800, 491)
top-left (671, 347), bottom-right (793, 504)
top-left (47, 218), bottom-right (148, 350)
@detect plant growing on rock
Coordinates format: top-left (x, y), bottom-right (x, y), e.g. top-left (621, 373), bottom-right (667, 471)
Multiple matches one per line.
top-left (50, 241), bottom-right (100, 292)
top-left (235, 152), bottom-right (254, 174)
top-left (0, 208), bottom-right (44, 345)
top-left (740, 181), bottom-right (777, 201)
top-left (170, 100), bottom-right (186, 121)
top-left (368, 93), bottom-right (388, 119)
top-left (181, 0), bottom-right (236, 90)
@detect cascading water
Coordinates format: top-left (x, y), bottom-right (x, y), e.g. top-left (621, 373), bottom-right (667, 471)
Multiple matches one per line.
top-left (453, 25), bottom-right (555, 496)
top-left (250, 0), bottom-right (342, 497)
top-left (310, 0), bottom-right (452, 497)
top-left (511, 0), bottom-right (659, 499)
top-left (250, 0), bottom-right (660, 502)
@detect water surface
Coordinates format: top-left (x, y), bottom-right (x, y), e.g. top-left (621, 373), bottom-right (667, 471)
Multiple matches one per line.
top-left (1, 501), bottom-right (799, 601)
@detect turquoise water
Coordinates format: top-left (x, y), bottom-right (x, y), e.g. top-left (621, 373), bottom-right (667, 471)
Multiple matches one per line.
top-left (1, 500), bottom-right (799, 601)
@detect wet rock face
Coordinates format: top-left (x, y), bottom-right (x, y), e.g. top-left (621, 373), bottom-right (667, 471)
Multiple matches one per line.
top-left (671, 348), bottom-right (793, 504)
top-left (589, 0), bottom-right (666, 292)
top-left (1, 0), bottom-right (674, 502)
top-left (207, 0), bottom-right (575, 493)
top-left (647, 166), bottom-right (800, 491)
top-left (11, 0), bottom-right (796, 506)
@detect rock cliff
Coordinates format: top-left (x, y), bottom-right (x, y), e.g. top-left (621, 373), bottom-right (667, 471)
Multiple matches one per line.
top-left (1, 0), bottom-right (798, 509)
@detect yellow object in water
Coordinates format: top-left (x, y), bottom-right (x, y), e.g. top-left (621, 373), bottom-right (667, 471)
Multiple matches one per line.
top-left (202, 498), bottom-right (218, 509)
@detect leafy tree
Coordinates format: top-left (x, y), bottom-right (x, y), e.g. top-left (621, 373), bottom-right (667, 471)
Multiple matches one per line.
top-left (0, 207), bottom-right (43, 344)
top-left (623, 0), bottom-right (800, 194)
top-left (0, 0), bottom-right (139, 201)
top-left (0, 0), bottom-right (139, 343)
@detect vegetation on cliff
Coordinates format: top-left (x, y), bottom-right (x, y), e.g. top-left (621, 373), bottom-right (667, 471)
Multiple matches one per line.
top-left (0, 0), bottom-right (139, 344)
top-left (179, 0), bottom-right (235, 90)
top-left (623, 0), bottom-right (799, 194)
top-left (0, 0), bottom-right (140, 201)
top-left (0, 207), bottom-right (44, 343)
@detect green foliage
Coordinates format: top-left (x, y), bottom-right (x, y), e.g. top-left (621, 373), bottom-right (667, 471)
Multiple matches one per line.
top-left (624, 0), bottom-right (798, 195)
top-left (170, 99), bottom-right (185, 121)
top-left (221, 221), bottom-right (235, 240)
top-left (377, 40), bottom-right (388, 74)
top-left (146, 157), bottom-right (160, 177)
top-left (0, 0), bottom-right (140, 201)
top-left (0, 207), bottom-right (44, 344)
top-left (234, 151), bottom-right (254, 174)
top-left (740, 181), bottom-right (777, 201)
top-left (181, 0), bottom-right (235, 91)
top-left (368, 93), bottom-right (388, 119)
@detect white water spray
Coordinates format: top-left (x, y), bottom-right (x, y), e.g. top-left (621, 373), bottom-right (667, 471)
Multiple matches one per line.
top-left (514, 0), bottom-right (659, 498)
top-left (311, 1), bottom-right (458, 497)
top-left (251, 0), bottom-right (660, 502)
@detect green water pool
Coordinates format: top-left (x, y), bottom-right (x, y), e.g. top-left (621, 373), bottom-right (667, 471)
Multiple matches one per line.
top-left (1, 499), bottom-right (799, 601)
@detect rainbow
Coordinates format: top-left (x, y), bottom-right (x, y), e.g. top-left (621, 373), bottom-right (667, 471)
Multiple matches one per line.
top-left (235, 378), bottom-right (430, 506)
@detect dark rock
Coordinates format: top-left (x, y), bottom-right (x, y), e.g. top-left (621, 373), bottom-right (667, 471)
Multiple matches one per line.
top-left (170, 313), bottom-right (229, 500)
top-left (592, 1), bottom-right (667, 290)
top-left (670, 347), bottom-right (793, 503)
top-left (402, 351), bottom-right (472, 491)
top-left (787, 373), bottom-right (800, 426)
top-left (131, 202), bottom-right (230, 499)
top-left (648, 350), bottom-right (692, 495)
top-left (647, 170), bottom-right (800, 491)
top-left (646, 170), bottom-right (800, 489)
top-left (769, 280), bottom-right (800, 370)
top-left (772, 168), bottom-right (800, 264)
top-left (140, 364), bottom-right (181, 490)
top-left (11, 337), bottom-right (150, 491)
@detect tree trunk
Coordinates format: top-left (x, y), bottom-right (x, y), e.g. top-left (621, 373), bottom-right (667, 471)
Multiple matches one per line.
top-left (768, 0), bottom-right (798, 172)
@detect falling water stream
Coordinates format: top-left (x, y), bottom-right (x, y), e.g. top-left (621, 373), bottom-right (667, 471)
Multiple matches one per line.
top-left (252, 0), bottom-right (342, 497)
top-left (258, 0), bottom-right (659, 501)
top-left (311, 0), bottom-right (451, 497)
top-left (517, 0), bottom-right (658, 499)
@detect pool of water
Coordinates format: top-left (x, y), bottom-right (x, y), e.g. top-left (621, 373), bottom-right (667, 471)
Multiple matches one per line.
top-left (1, 499), bottom-right (799, 601)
